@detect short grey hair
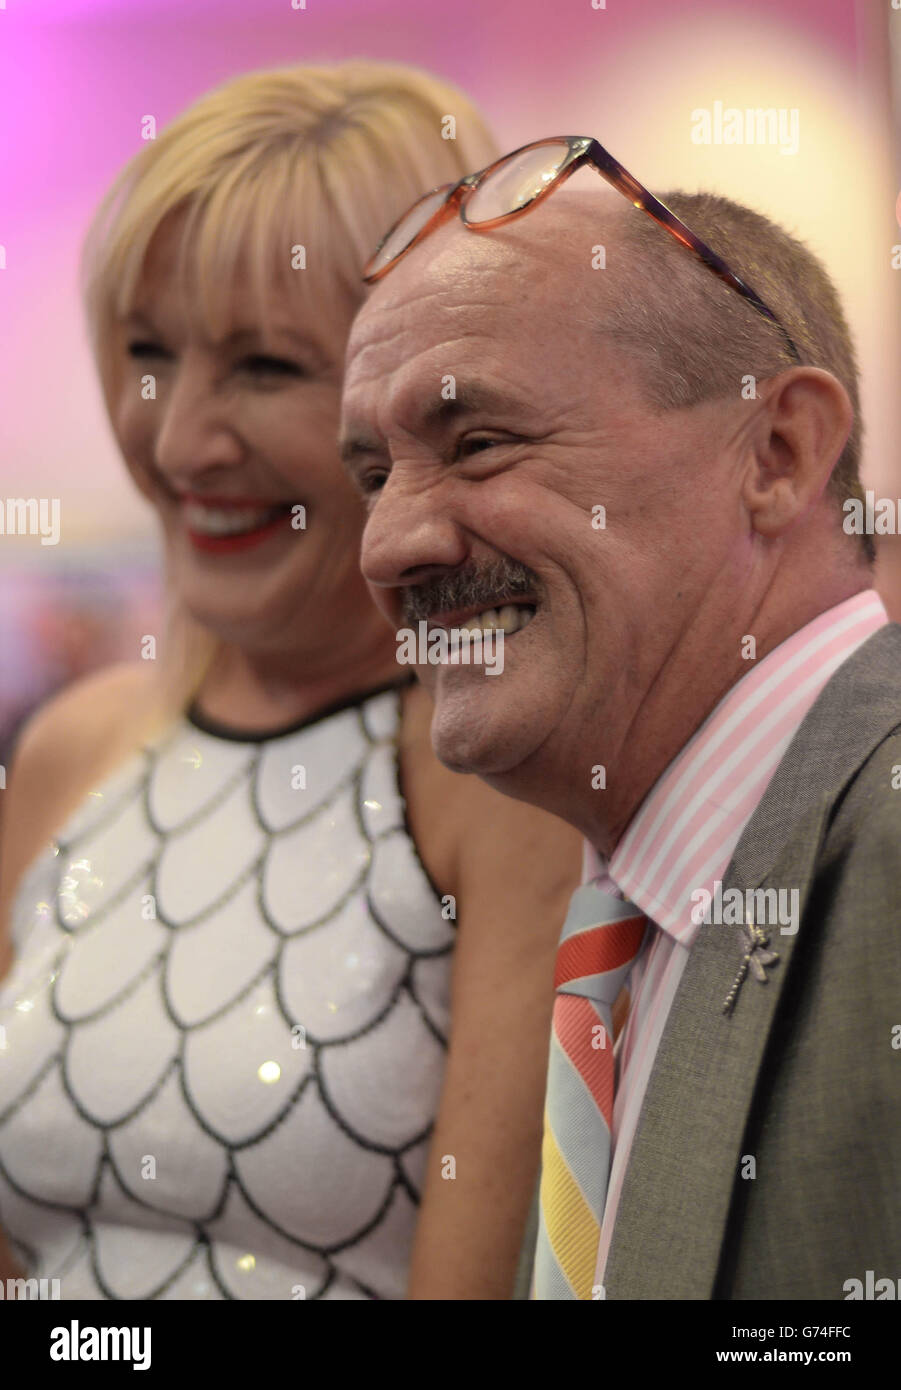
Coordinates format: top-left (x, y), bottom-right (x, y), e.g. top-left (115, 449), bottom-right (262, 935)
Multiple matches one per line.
top-left (602, 192), bottom-right (873, 564)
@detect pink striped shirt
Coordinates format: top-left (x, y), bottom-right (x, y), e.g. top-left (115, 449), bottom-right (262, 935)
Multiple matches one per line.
top-left (588, 589), bottom-right (889, 1289)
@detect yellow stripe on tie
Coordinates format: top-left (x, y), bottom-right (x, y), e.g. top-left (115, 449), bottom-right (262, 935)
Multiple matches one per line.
top-left (541, 1114), bottom-right (601, 1299)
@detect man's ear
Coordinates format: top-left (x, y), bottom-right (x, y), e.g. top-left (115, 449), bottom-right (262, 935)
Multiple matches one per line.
top-left (741, 367), bottom-right (853, 539)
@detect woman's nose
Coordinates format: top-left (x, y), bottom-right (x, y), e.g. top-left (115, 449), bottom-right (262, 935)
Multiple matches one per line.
top-left (152, 359), bottom-right (244, 488)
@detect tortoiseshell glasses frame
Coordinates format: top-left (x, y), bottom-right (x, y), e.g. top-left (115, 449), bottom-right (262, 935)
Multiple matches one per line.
top-left (362, 135), bottom-right (802, 365)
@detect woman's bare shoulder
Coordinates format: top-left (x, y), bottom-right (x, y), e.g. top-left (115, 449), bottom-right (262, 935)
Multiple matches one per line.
top-left (5, 660), bottom-right (152, 828)
top-left (0, 662), bottom-right (153, 971)
top-left (14, 662), bottom-right (151, 754)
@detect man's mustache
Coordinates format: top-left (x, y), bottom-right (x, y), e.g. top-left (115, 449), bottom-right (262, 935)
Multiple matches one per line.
top-left (401, 559), bottom-right (541, 623)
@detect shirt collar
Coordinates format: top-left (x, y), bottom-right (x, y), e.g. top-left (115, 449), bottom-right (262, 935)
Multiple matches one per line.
top-left (584, 590), bottom-right (889, 944)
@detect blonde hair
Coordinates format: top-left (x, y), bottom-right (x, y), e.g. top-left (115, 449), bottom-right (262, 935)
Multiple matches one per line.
top-left (81, 61), bottom-right (498, 732)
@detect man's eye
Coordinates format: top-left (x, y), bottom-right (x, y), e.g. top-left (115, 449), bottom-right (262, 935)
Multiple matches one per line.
top-left (239, 354), bottom-right (304, 378)
top-left (359, 469), bottom-right (388, 496)
top-left (457, 435), bottom-right (505, 458)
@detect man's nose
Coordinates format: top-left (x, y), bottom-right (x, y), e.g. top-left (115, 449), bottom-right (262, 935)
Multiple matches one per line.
top-left (361, 472), bottom-right (467, 593)
top-left (154, 361), bottom-right (243, 488)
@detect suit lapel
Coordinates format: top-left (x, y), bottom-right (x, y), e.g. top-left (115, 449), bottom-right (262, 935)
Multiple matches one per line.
top-left (603, 623), bottom-right (901, 1299)
top-left (603, 809), bottom-right (825, 1298)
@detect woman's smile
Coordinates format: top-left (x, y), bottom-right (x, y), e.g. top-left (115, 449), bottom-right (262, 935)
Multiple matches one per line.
top-left (180, 494), bottom-right (302, 553)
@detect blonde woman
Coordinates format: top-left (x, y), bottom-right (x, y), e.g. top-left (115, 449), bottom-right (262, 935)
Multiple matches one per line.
top-left (0, 63), bottom-right (580, 1300)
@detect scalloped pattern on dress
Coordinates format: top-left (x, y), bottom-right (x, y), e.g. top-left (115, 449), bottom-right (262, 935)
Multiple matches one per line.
top-left (0, 688), bottom-right (454, 1300)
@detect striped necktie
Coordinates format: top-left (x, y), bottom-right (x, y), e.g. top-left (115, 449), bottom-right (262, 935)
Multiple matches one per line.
top-left (534, 881), bottom-right (649, 1299)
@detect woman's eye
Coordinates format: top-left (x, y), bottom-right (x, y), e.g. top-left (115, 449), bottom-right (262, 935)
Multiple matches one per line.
top-left (239, 354), bottom-right (304, 378)
top-left (127, 340), bottom-right (169, 360)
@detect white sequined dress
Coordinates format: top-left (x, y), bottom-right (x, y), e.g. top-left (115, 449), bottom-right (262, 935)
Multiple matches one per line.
top-left (0, 684), bottom-right (454, 1299)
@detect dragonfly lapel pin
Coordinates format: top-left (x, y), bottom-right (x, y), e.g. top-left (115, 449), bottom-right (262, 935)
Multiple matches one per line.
top-left (722, 911), bottom-right (780, 1015)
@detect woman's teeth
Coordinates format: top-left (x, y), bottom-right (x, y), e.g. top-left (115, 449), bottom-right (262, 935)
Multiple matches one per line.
top-left (184, 503), bottom-right (287, 537)
top-left (459, 604), bottom-right (536, 635)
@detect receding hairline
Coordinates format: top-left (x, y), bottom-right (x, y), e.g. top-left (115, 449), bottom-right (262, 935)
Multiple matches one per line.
top-left (351, 191), bottom-right (654, 379)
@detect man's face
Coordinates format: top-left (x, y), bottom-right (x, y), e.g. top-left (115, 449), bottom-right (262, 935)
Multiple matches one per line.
top-left (341, 204), bottom-right (752, 817)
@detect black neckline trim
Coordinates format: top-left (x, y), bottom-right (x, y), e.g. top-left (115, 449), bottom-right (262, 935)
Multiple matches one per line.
top-left (186, 675), bottom-right (414, 743)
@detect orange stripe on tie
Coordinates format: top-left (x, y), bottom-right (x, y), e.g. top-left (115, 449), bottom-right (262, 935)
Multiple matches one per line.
top-left (554, 995), bottom-right (614, 1127)
top-left (554, 915), bottom-right (647, 989)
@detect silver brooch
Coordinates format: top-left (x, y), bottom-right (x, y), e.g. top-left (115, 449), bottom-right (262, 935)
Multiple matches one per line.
top-left (721, 913), bottom-right (780, 1014)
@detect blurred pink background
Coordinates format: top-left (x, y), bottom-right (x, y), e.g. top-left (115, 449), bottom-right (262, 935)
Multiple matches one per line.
top-left (1, 0), bottom-right (899, 757)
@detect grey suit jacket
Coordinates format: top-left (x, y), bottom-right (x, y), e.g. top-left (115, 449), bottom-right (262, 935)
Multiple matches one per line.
top-left (519, 622), bottom-right (901, 1300)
